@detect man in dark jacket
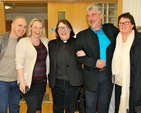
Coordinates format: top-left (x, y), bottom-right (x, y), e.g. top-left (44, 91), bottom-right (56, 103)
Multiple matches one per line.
top-left (75, 4), bottom-right (119, 113)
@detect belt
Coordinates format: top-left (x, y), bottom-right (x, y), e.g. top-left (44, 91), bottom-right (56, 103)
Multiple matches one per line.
top-left (84, 66), bottom-right (107, 71)
top-left (99, 67), bottom-right (106, 71)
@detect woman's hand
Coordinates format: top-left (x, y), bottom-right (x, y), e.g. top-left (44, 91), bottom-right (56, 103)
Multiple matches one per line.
top-left (19, 81), bottom-right (26, 94)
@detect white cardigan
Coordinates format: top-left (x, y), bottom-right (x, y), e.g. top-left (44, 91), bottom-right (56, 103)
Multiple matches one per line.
top-left (15, 37), bottom-right (50, 88)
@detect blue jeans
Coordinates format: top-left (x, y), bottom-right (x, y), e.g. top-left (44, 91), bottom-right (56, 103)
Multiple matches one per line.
top-left (85, 70), bottom-right (109, 113)
top-left (52, 79), bottom-right (80, 113)
top-left (0, 80), bottom-right (20, 113)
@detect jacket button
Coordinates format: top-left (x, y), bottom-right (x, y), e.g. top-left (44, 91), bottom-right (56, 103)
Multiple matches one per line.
top-left (67, 65), bottom-right (69, 67)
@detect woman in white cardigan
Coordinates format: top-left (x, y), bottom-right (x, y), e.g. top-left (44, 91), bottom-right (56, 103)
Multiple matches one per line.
top-left (15, 18), bottom-right (49, 113)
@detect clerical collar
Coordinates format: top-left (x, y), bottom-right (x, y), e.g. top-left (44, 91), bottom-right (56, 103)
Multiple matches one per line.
top-left (63, 40), bottom-right (67, 43)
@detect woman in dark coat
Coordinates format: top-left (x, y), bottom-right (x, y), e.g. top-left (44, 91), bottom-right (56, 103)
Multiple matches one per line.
top-left (48, 19), bottom-right (83, 113)
top-left (112, 12), bottom-right (141, 113)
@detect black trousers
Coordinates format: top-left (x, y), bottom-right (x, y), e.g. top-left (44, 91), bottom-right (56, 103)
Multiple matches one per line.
top-left (115, 84), bottom-right (121, 113)
top-left (24, 93), bottom-right (44, 113)
top-left (52, 79), bottom-right (80, 113)
top-left (23, 82), bottom-right (46, 113)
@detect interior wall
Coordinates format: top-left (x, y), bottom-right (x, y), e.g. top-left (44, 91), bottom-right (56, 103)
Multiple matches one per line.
top-left (1, 0), bottom-right (122, 35)
top-left (0, 2), bottom-right (6, 33)
top-left (6, 13), bottom-right (47, 24)
top-left (47, 2), bottom-right (92, 40)
top-left (122, 0), bottom-right (141, 26)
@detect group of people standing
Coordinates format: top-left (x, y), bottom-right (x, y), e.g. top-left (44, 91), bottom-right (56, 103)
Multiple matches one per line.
top-left (0, 3), bottom-right (141, 113)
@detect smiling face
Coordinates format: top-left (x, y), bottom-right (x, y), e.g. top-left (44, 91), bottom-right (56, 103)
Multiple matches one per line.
top-left (118, 17), bottom-right (134, 35)
top-left (57, 22), bottom-right (71, 41)
top-left (11, 17), bottom-right (27, 38)
top-left (87, 9), bottom-right (103, 31)
top-left (30, 21), bottom-right (43, 39)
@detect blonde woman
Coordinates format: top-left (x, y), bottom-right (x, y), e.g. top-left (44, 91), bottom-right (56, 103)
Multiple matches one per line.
top-left (15, 18), bottom-right (49, 113)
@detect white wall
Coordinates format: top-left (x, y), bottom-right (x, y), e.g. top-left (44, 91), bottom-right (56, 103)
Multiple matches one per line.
top-left (122, 0), bottom-right (141, 26)
top-left (6, 13), bottom-right (47, 24)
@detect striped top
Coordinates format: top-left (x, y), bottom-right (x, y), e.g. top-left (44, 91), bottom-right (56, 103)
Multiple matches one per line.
top-left (32, 42), bottom-right (47, 83)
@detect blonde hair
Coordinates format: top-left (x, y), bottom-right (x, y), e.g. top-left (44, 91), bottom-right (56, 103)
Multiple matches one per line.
top-left (86, 3), bottom-right (103, 15)
top-left (26, 18), bottom-right (46, 37)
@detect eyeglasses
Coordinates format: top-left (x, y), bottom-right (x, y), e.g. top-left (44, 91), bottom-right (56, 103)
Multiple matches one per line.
top-left (118, 21), bottom-right (131, 26)
top-left (58, 26), bottom-right (69, 31)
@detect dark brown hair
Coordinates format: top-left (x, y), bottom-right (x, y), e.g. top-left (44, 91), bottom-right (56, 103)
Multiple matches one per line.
top-left (118, 12), bottom-right (136, 30)
top-left (55, 19), bottom-right (75, 39)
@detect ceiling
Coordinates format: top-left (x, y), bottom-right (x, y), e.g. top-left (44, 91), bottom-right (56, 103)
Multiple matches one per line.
top-left (5, 3), bottom-right (47, 14)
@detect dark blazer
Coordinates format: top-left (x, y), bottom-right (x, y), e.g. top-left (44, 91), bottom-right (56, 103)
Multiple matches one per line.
top-left (129, 31), bottom-right (141, 113)
top-left (75, 23), bottom-right (119, 92)
top-left (48, 37), bottom-right (83, 88)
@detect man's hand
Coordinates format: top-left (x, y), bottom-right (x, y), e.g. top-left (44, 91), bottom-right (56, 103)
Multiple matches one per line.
top-left (96, 59), bottom-right (106, 68)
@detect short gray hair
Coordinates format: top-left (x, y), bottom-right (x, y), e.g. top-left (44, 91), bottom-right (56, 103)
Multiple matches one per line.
top-left (12, 16), bottom-right (27, 23)
top-left (86, 4), bottom-right (103, 15)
